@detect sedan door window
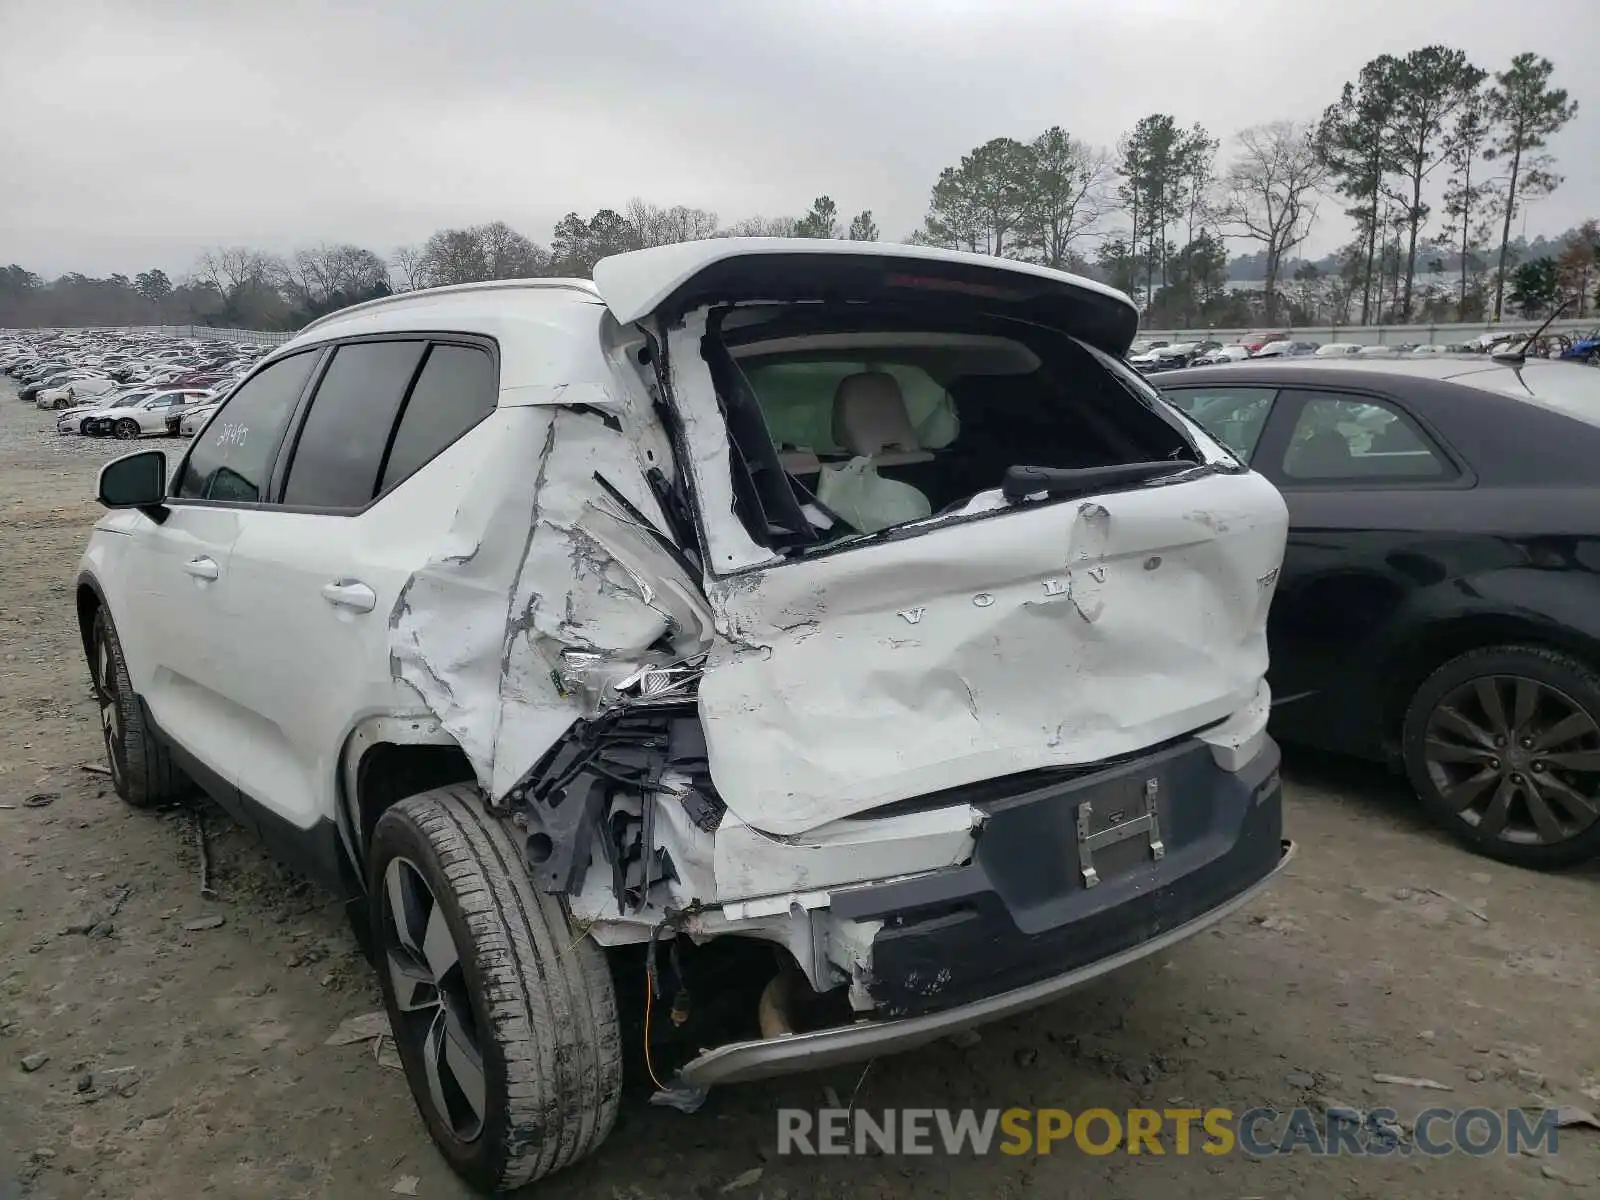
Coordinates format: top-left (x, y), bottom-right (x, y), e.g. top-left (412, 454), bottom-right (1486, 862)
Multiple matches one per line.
top-left (1159, 386), bottom-right (1277, 459)
top-left (1280, 392), bottom-right (1451, 481)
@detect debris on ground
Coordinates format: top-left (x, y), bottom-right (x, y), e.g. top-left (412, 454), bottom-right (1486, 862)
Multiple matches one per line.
top-left (1372, 1073), bottom-right (1453, 1091)
top-left (79, 763), bottom-right (111, 776)
top-left (20, 1052), bottom-right (50, 1073)
top-left (374, 1036), bottom-right (403, 1071)
top-left (325, 1011), bottom-right (391, 1047)
top-left (720, 1166), bottom-right (764, 1193)
top-left (23, 792), bottom-right (57, 808)
top-left (181, 915), bottom-right (226, 932)
top-left (1551, 1106), bottom-right (1600, 1131)
top-left (390, 1175), bottom-right (419, 1195)
top-left (193, 808), bottom-right (218, 900)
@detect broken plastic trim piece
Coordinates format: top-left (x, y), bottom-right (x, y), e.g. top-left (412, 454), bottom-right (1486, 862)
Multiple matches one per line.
top-left (1001, 460), bottom-right (1208, 504)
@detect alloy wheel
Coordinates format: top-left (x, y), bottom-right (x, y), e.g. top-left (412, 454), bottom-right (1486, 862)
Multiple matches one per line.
top-left (381, 857), bottom-right (487, 1143)
top-left (92, 630), bottom-right (122, 788)
top-left (1423, 674), bottom-right (1600, 847)
top-left (115, 420), bottom-right (139, 440)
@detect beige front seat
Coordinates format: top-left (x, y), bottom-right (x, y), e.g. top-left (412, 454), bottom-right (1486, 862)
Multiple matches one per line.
top-left (816, 372), bottom-right (934, 533)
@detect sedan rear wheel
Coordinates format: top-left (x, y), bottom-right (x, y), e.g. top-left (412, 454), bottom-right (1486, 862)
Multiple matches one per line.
top-left (113, 418), bottom-right (141, 440)
top-left (1404, 645), bottom-right (1600, 868)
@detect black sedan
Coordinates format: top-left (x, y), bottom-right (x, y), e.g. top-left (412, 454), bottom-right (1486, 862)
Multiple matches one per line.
top-left (1156, 357), bottom-right (1600, 868)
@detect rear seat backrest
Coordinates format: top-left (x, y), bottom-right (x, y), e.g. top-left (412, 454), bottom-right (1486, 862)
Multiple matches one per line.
top-left (831, 372), bottom-right (934, 468)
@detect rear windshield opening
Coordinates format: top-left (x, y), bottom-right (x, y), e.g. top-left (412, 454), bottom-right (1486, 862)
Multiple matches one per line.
top-left (700, 306), bottom-right (1205, 556)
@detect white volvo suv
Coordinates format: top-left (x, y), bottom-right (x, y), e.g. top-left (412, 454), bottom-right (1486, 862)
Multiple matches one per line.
top-left (78, 239), bottom-right (1293, 1193)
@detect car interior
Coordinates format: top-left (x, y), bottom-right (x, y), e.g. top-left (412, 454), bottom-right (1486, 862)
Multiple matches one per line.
top-left (708, 309), bottom-right (1202, 553)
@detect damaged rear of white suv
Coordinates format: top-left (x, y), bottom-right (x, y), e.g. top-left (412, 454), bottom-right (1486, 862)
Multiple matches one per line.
top-left (77, 239), bottom-right (1292, 1192)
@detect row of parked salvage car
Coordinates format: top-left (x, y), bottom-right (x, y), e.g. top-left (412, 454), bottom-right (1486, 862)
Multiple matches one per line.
top-left (1127, 325), bottom-right (1600, 374)
top-left (37, 240), bottom-right (1600, 1193)
top-left (0, 329), bottom-right (261, 438)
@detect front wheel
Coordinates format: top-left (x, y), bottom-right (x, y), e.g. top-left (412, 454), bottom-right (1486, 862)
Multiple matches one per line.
top-left (89, 608), bottom-right (189, 808)
top-left (113, 418), bottom-right (140, 440)
top-left (368, 786), bottom-right (622, 1192)
top-left (1403, 645), bottom-right (1600, 868)
top-left (79, 418), bottom-right (96, 435)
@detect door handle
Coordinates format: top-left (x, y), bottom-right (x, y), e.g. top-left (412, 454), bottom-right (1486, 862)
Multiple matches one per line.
top-left (184, 556), bottom-right (220, 581)
top-left (321, 580), bottom-right (377, 614)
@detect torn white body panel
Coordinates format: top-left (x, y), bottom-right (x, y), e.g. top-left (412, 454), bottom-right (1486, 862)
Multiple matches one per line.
top-left (693, 467), bottom-right (1288, 836)
top-left (390, 399), bottom-right (711, 799)
top-left (711, 804), bottom-right (979, 903)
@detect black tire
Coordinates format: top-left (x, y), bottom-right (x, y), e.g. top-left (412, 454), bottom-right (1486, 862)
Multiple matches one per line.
top-left (79, 418), bottom-right (96, 435)
top-left (89, 608), bottom-right (188, 808)
top-left (368, 786), bottom-right (622, 1192)
top-left (113, 418), bottom-right (140, 440)
top-left (1403, 645), bottom-right (1600, 869)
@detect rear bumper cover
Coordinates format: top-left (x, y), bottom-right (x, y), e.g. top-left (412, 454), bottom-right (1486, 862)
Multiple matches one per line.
top-left (679, 736), bottom-right (1288, 1087)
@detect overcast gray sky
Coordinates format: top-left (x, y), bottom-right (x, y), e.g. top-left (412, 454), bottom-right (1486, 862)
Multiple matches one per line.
top-left (2, 0), bottom-right (1595, 279)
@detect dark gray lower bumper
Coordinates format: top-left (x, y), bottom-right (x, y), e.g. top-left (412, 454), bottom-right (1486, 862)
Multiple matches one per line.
top-left (679, 836), bottom-right (1294, 1087)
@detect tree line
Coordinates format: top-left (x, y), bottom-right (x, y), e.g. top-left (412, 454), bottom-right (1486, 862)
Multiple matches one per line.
top-left (1, 45), bottom-right (1588, 332)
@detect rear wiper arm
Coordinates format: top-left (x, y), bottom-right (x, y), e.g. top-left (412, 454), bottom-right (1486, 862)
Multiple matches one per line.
top-left (1002, 460), bottom-right (1205, 504)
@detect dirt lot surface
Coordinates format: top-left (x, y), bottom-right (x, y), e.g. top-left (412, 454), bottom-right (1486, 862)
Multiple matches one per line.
top-left (1, 382), bottom-right (1598, 1200)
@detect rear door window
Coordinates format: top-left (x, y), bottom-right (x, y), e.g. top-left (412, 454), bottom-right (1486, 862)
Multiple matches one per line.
top-left (281, 340), bottom-right (427, 509)
top-left (377, 343), bottom-right (497, 495)
top-left (174, 350), bottom-right (320, 504)
top-left (1278, 391), bottom-right (1452, 482)
top-left (1159, 386), bottom-right (1278, 460)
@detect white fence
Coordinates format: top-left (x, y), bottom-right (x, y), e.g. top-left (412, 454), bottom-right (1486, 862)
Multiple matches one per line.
top-left (1139, 318), bottom-right (1594, 347)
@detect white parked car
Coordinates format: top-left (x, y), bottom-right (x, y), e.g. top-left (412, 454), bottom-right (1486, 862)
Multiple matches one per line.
top-left (77, 239), bottom-right (1292, 1191)
top-left (37, 376), bottom-right (118, 410)
top-left (1313, 343), bottom-right (1365, 358)
top-left (81, 390), bottom-right (214, 439)
top-left (174, 400), bottom-right (222, 437)
top-left (1192, 345), bottom-right (1251, 366)
top-left (57, 389), bottom-right (155, 434)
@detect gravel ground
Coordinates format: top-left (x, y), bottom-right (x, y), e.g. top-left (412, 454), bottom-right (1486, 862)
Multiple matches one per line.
top-left (1, 380), bottom-right (1598, 1199)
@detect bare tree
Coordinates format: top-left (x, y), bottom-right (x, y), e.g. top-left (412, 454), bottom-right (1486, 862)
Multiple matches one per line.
top-left (390, 244), bottom-right (430, 292)
top-left (624, 199), bottom-right (720, 247)
top-left (1016, 127), bottom-right (1114, 268)
top-left (192, 246), bottom-right (273, 299)
top-left (716, 215), bottom-right (802, 238)
top-left (478, 220), bottom-right (550, 278)
top-left (1219, 122), bottom-right (1328, 323)
top-left (418, 222), bottom-right (550, 286)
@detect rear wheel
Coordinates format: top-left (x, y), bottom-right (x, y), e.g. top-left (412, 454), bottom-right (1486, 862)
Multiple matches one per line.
top-left (113, 418), bottom-right (140, 440)
top-left (89, 608), bottom-right (189, 808)
top-left (368, 785), bottom-right (622, 1192)
top-left (1403, 645), bottom-right (1600, 868)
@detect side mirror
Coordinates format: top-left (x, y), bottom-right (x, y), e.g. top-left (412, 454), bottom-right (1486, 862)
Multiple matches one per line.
top-left (97, 450), bottom-right (169, 520)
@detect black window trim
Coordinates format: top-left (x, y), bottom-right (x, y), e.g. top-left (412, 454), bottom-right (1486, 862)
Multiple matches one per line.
top-left (1255, 382), bottom-right (1475, 492)
top-left (164, 331), bottom-right (500, 516)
